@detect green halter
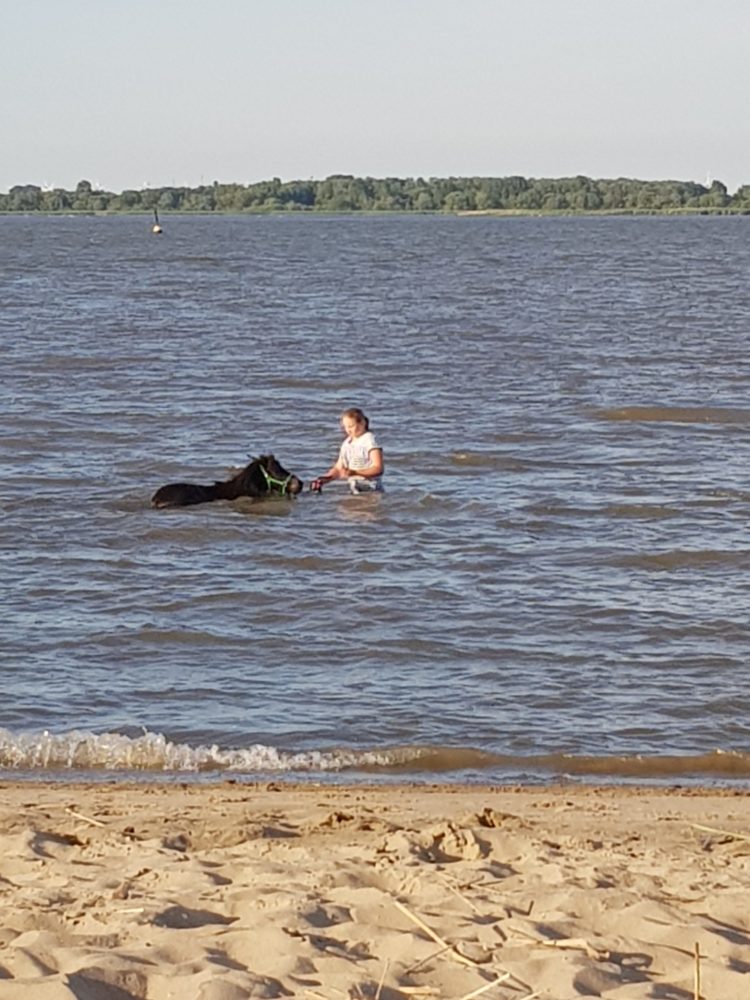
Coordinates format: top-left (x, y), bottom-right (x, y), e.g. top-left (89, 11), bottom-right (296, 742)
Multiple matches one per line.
top-left (259, 463), bottom-right (292, 494)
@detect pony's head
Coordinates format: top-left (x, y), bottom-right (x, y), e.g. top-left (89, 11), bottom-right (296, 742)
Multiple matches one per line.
top-left (256, 454), bottom-right (304, 495)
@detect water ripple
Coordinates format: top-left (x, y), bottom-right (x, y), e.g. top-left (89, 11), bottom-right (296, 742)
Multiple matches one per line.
top-left (2, 215), bottom-right (750, 784)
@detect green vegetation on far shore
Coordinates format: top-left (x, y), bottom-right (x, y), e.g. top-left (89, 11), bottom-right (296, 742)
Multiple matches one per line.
top-left (4, 175), bottom-right (750, 215)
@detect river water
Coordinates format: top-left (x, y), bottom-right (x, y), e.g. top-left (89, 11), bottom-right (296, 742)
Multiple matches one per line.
top-left (2, 212), bottom-right (749, 784)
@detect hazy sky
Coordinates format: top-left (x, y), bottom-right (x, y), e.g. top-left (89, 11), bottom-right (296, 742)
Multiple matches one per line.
top-left (3, 0), bottom-right (748, 193)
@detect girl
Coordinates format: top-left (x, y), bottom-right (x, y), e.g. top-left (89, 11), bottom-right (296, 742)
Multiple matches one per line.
top-left (310, 407), bottom-right (384, 493)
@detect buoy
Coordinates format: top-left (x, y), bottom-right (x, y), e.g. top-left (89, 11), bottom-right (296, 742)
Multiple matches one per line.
top-left (152, 208), bottom-right (163, 235)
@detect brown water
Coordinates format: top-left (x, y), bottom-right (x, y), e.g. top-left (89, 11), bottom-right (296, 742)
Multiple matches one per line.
top-left (2, 213), bottom-right (749, 784)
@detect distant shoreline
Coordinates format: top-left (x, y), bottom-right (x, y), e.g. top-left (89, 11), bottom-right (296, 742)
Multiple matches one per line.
top-left (2, 206), bottom-right (748, 218)
top-left (3, 174), bottom-right (747, 214)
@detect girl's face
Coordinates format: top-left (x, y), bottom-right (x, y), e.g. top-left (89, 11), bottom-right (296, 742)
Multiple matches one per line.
top-left (341, 416), bottom-right (365, 439)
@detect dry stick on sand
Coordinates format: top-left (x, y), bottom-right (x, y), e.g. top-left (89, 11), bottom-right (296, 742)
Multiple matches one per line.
top-left (455, 975), bottom-right (511, 1000)
top-left (439, 874), bottom-right (484, 915)
top-left (375, 958), bottom-right (390, 1000)
top-left (694, 942), bottom-right (701, 1000)
top-left (508, 924), bottom-right (609, 962)
top-left (403, 944), bottom-right (454, 976)
top-left (65, 807), bottom-right (107, 828)
top-left (393, 900), bottom-right (529, 995)
top-left (689, 822), bottom-right (750, 843)
top-left (393, 900), bottom-right (480, 969)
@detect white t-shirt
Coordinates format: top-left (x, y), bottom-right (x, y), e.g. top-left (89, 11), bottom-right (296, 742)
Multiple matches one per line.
top-left (339, 430), bottom-right (383, 492)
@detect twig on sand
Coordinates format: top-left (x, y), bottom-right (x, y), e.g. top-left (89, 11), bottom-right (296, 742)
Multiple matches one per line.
top-left (689, 822), bottom-right (750, 843)
top-left (694, 941), bottom-right (702, 1000)
top-left (393, 900), bottom-right (479, 968)
top-left (65, 807), bottom-right (107, 828)
top-left (508, 925), bottom-right (609, 962)
top-left (375, 959), bottom-right (390, 1000)
top-left (455, 973), bottom-right (510, 1000)
top-left (403, 944), bottom-right (454, 975)
top-left (394, 900), bottom-right (529, 994)
top-left (440, 874), bottom-right (484, 915)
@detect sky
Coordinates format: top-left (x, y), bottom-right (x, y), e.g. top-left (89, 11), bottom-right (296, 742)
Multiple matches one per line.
top-left (2, 0), bottom-right (749, 194)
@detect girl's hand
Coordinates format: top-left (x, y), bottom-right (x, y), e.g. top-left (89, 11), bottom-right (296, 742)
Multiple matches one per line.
top-left (310, 478), bottom-right (324, 492)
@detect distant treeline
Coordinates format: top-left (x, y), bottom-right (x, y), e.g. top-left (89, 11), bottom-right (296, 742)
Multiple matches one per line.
top-left (4, 175), bottom-right (750, 214)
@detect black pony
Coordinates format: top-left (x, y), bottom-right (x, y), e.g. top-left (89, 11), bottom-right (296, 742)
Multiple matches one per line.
top-left (151, 454), bottom-right (303, 508)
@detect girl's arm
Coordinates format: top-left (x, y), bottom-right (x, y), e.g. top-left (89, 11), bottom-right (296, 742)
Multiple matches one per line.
top-left (322, 453), bottom-right (350, 481)
top-left (310, 456), bottom-right (347, 491)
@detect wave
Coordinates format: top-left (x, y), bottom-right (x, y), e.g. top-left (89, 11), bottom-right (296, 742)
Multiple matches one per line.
top-left (449, 451), bottom-right (527, 471)
top-left (593, 405), bottom-right (750, 426)
top-left (1, 729), bottom-right (749, 781)
top-left (613, 549), bottom-right (750, 571)
top-left (604, 502), bottom-right (680, 520)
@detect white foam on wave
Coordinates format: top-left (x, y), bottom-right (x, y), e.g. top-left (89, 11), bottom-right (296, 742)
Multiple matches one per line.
top-left (4, 729), bottom-right (747, 782)
top-left (0, 727), bottom-right (401, 773)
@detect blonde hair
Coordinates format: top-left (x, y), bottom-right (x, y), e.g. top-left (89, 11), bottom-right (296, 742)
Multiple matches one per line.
top-left (341, 407), bottom-right (369, 431)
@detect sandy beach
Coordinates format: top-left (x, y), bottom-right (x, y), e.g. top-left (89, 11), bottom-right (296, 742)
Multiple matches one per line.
top-left (0, 780), bottom-right (748, 999)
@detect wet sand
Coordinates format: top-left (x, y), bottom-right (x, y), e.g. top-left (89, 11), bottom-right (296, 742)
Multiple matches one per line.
top-left (0, 780), bottom-right (748, 999)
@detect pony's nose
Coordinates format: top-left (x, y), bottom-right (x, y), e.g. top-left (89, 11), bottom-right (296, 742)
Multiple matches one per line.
top-left (288, 476), bottom-right (304, 494)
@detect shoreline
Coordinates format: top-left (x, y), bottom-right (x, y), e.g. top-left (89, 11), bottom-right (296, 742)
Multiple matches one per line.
top-left (1, 206), bottom-right (747, 217)
top-left (1, 780), bottom-right (747, 998)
